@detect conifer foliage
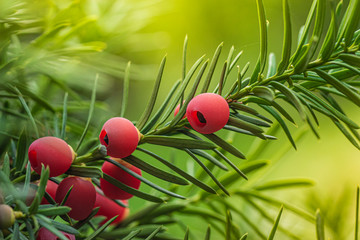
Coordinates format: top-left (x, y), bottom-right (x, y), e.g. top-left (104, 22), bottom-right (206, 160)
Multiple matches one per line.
top-left (0, 0), bottom-right (360, 239)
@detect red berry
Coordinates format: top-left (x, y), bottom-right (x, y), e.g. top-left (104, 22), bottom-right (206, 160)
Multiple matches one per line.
top-left (36, 227), bottom-right (75, 240)
top-left (55, 177), bottom-right (96, 220)
top-left (28, 137), bottom-right (74, 177)
top-left (100, 159), bottom-right (141, 200)
top-left (99, 117), bottom-right (139, 158)
top-left (186, 93), bottom-right (229, 134)
top-left (41, 180), bottom-right (58, 204)
top-left (94, 192), bottom-right (128, 225)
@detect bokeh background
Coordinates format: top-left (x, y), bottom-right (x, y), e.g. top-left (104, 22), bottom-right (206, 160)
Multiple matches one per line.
top-left (2, 0), bottom-right (360, 239)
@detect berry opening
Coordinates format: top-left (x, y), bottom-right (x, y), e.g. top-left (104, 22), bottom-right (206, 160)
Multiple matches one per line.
top-left (191, 111), bottom-right (206, 127)
top-left (197, 111), bottom-right (207, 124)
top-left (99, 129), bottom-right (108, 146)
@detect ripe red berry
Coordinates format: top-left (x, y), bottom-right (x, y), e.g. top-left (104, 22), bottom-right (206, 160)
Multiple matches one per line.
top-left (28, 137), bottom-right (74, 177)
top-left (0, 205), bottom-right (15, 229)
top-left (94, 192), bottom-right (128, 225)
top-left (100, 159), bottom-right (141, 200)
top-left (36, 227), bottom-right (75, 240)
top-left (55, 177), bottom-right (96, 220)
top-left (186, 93), bottom-right (229, 134)
top-left (99, 117), bottom-right (139, 158)
top-left (41, 180), bottom-right (58, 204)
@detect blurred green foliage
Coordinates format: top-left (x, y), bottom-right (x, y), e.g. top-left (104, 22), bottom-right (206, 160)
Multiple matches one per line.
top-left (1, 0), bottom-right (360, 239)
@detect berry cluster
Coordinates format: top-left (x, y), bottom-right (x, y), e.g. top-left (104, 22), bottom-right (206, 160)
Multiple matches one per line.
top-left (18, 93), bottom-right (229, 238)
top-left (21, 117), bottom-right (142, 238)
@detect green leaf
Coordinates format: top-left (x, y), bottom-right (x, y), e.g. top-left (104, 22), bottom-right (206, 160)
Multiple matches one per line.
top-left (182, 36), bottom-right (189, 83)
top-left (217, 61), bottom-right (227, 96)
top-left (36, 217), bottom-right (70, 240)
top-left (343, 0), bottom-right (360, 48)
top-left (142, 80), bottom-right (181, 134)
top-left (229, 102), bottom-right (273, 123)
top-left (235, 190), bottom-right (314, 222)
top-left (185, 149), bottom-right (229, 196)
top-left (145, 225), bottom-right (163, 240)
top-left (61, 92), bottom-right (68, 140)
top-left (267, 206), bottom-right (284, 240)
top-left (23, 164), bottom-right (32, 197)
top-left (122, 230), bottom-right (143, 240)
top-left (184, 228), bottom-right (189, 240)
top-left (260, 105), bottom-right (297, 149)
top-left (120, 61), bottom-right (131, 117)
top-left (66, 165), bottom-right (103, 178)
top-left (255, 178), bottom-right (314, 191)
top-left (315, 209), bottom-right (325, 240)
top-left (240, 233), bottom-right (249, 240)
top-left (141, 135), bottom-right (215, 149)
top-left (15, 129), bottom-right (27, 172)
top-left (201, 43), bottom-right (223, 93)
top-left (124, 155), bottom-right (189, 185)
top-left (2, 153), bottom-right (10, 178)
top-left (224, 202), bottom-right (266, 239)
top-left (290, 0), bottom-right (317, 64)
top-left (12, 86), bottom-right (39, 138)
top-left (319, 2), bottom-right (337, 61)
top-left (59, 186), bottom-right (73, 207)
top-left (309, 0), bottom-right (326, 59)
top-left (330, 61), bottom-right (360, 76)
top-left (271, 81), bottom-right (306, 120)
top-left (102, 173), bottom-right (164, 203)
top-left (315, 69), bottom-right (360, 108)
top-left (12, 221), bottom-right (20, 240)
top-left (277, 0), bottom-right (292, 75)
top-left (25, 219), bottom-right (35, 240)
top-left (137, 56), bottom-right (166, 130)
top-left (220, 160), bottom-right (269, 188)
top-left (266, 53), bottom-right (277, 78)
top-left (105, 158), bottom-right (185, 199)
top-left (29, 166), bottom-right (49, 214)
top-left (252, 86), bottom-right (275, 102)
top-left (250, 0), bottom-right (267, 83)
top-left (190, 149), bottom-right (228, 171)
top-left (100, 225), bottom-right (164, 239)
top-left (75, 74), bottom-right (98, 151)
top-left (225, 211), bottom-right (232, 240)
top-left (213, 149), bottom-right (248, 180)
top-left (37, 214), bottom-right (79, 235)
top-left (228, 116), bottom-right (264, 134)
top-left (73, 207), bottom-right (100, 229)
top-left (137, 148), bottom-right (216, 194)
top-left (140, 203), bottom-right (187, 223)
top-left (156, 55), bottom-right (205, 127)
top-left (203, 133), bottom-right (246, 159)
top-left (85, 216), bottom-right (117, 240)
top-left (171, 60), bottom-right (208, 127)
top-left (14, 84), bottom-right (55, 113)
top-left (332, 119), bottom-right (360, 150)
top-left (243, 197), bottom-right (300, 239)
top-left (37, 206), bottom-right (71, 216)
top-left (119, 204), bottom-right (161, 227)
top-left (339, 54), bottom-right (360, 68)
top-left (294, 84), bottom-right (359, 129)
top-left (231, 112), bottom-right (271, 127)
top-left (205, 226), bottom-right (211, 240)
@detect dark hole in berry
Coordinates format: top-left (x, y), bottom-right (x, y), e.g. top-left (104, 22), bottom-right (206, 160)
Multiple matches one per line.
top-left (197, 111), bottom-right (206, 124)
top-left (103, 134), bottom-right (109, 145)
